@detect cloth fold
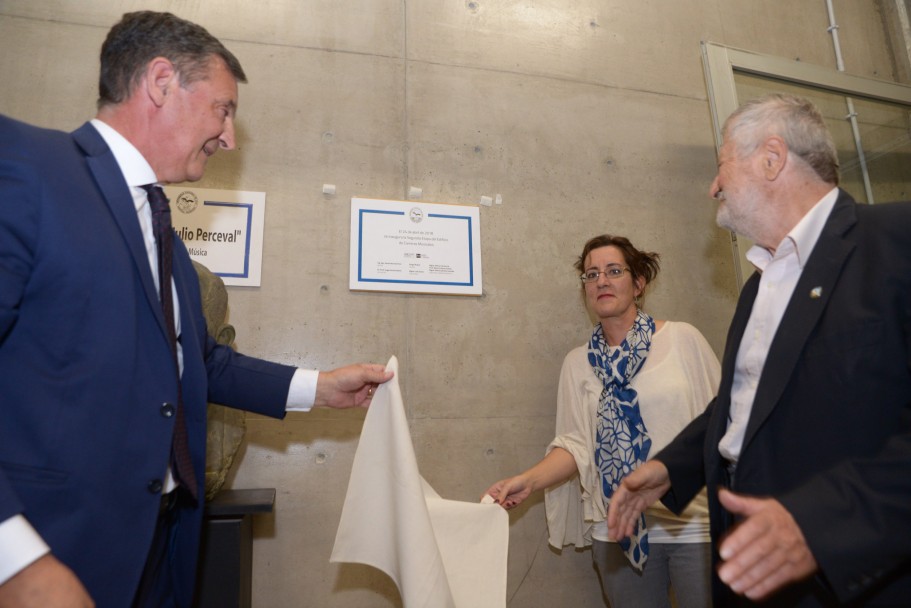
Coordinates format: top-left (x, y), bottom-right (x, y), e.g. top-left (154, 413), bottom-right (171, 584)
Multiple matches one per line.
top-left (330, 356), bottom-right (508, 607)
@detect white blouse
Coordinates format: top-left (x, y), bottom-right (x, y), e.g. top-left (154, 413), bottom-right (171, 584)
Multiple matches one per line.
top-left (545, 321), bottom-right (720, 547)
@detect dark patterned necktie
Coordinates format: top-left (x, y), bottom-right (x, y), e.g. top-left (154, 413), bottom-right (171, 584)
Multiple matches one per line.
top-left (143, 185), bottom-right (198, 501)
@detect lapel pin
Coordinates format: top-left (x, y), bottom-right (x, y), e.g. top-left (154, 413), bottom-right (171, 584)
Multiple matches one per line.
top-left (810, 286), bottom-right (823, 299)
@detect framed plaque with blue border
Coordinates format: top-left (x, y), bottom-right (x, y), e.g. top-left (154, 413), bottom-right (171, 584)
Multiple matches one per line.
top-left (349, 198), bottom-right (482, 295)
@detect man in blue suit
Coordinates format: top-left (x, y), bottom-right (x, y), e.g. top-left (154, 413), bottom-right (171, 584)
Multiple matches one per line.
top-left (0, 11), bottom-right (392, 607)
top-left (608, 94), bottom-right (911, 606)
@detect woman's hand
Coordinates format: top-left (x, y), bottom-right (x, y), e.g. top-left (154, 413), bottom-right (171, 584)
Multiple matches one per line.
top-left (483, 474), bottom-right (533, 510)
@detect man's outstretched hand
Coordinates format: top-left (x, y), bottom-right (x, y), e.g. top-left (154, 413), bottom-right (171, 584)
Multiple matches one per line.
top-left (315, 363), bottom-right (394, 408)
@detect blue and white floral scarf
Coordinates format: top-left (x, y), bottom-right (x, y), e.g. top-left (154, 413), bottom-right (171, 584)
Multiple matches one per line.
top-left (589, 309), bottom-right (654, 570)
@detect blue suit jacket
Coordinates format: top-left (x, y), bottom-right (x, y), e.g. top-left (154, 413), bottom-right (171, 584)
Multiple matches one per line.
top-left (658, 190), bottom-right (911, 606)
top-left (0, 114), bottom-right (297, 607)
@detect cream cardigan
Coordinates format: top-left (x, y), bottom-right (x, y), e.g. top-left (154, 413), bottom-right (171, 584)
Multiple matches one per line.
top-left (544, 321), bottom-right (720, 548)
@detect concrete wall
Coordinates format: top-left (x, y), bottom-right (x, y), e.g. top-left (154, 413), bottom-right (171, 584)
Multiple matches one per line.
top-left (0, 1), bottom-right (898, 606)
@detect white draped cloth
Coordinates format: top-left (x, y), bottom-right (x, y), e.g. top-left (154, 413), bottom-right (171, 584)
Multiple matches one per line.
top-left (331, 356), bottom-right (509, 608)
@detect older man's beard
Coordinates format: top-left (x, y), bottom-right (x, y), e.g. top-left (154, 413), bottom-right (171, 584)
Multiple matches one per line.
top-left (715, 189), bottom-right (765, 243)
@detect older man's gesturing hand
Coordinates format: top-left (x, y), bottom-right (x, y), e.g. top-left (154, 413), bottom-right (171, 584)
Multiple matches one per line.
top-left (606, 460), bottom-right (671, 541)
top-left (716, 488), bottom-right (818, 601)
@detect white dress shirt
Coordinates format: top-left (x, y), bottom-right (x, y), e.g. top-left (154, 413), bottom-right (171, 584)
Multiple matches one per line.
top-left (0, 119), bottom-right (318, 585)
top-left (718, 188), bottom-right (839, 464)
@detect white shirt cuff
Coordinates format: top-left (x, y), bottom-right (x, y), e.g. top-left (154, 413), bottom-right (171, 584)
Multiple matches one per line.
top-left (286, 368), bottom-right (319, 411)
top-left (0, 515), bottom-right (50, 585)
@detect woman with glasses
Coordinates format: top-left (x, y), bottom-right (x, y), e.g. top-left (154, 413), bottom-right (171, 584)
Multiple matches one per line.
top-left (484, 234), bottom-right (719, 608)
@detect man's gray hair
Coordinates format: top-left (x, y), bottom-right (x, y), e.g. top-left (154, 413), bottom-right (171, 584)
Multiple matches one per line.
top-left (724, 93), bottom-right (840, 185)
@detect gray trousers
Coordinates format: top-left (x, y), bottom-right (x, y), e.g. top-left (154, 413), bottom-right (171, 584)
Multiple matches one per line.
top-left (592, 540), bottom-right (712, 608)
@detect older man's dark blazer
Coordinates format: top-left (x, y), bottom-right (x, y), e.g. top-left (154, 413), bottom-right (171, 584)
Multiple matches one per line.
top-left (0, 114), bottom-right (297, 606)
top-left (657, 190), bottom-right (911, 607)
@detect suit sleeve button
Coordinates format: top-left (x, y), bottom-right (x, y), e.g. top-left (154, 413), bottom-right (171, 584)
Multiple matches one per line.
top-left (160, 402), bottom-right (175, 418)
top-left (148, 479), bottom-right (163, 494)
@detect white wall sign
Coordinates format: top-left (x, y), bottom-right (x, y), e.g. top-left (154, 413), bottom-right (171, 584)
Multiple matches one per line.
top-left (350, 198), bottom-right (483, 296)
top-left (163, 186), bottom-right (265, 287)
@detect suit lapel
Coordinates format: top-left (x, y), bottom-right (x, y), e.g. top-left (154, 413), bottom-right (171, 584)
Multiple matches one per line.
top-left (72, 122), bottom-right (167, 335)
top-left (740, 191), bottom-right (858, 452)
